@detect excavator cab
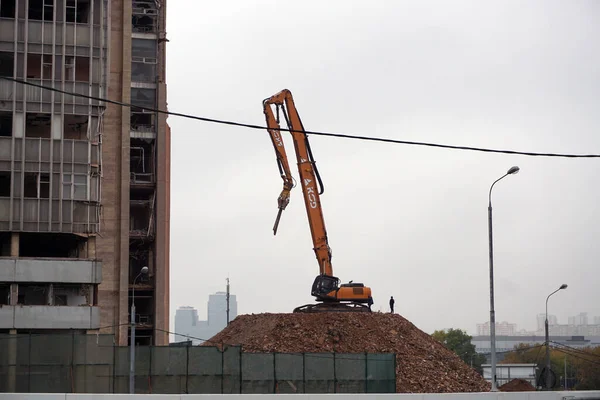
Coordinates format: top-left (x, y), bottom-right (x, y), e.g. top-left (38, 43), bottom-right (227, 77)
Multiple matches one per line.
top-left (311, 274), bottom-right (340, 298)
top-left (291, 274), bottom-right (371, 313)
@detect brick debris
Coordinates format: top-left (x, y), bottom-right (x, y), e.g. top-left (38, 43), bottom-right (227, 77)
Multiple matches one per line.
top-left (204, 312), bottom-right (491, 393)
top-left (499, 378), bottom-right (536, 392)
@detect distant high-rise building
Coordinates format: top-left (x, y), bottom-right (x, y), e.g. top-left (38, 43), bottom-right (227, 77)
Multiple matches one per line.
top-left (476, 321), bottom-right (517, 336)
top-left (173, 292), bottom-right (238, 345)
top-left (208, 291), bottom-right (238, 328)
top-left (568, 312), bottom-right (588, 326)
top-left (537, 314), bottom-right (558, 331)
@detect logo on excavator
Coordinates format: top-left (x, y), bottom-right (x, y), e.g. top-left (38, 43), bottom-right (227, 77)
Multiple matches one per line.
top-left (304, 178), bottom-right (317, 208)
top-left (273, 131), bottom-right (283, 147)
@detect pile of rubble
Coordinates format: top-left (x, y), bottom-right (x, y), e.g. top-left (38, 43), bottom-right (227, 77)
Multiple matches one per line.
top-left (499, 378), bottom-right (536, 392)
top-left (205, 312), bottom-right (490, 393)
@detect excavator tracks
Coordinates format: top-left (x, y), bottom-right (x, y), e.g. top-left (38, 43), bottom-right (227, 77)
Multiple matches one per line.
top-left (293, 302), bottom-right (371, 313)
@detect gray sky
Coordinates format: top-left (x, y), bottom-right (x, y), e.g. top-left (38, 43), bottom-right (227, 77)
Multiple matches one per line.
top-left (165, 0), bottom-right (600, 337)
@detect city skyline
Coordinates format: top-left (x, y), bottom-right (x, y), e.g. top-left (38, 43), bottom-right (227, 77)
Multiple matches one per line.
top-left (476, 311), bottom-right (600, 337)
top-left (173, 290), bottom-right (238, 344)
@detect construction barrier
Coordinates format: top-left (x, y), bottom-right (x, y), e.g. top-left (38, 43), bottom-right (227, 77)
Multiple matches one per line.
top-left (0, 333), bottom-right (396, 394)
top-left (1, 392), bottom-right (600, 399)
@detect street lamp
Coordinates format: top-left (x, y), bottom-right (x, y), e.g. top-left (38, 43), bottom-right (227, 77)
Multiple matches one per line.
top-left (130, 266), bottom-right (148, 394)
top-left (487, 166), bottom-right (520, 392)
top-left (545, 283), bottom-right (567, 390)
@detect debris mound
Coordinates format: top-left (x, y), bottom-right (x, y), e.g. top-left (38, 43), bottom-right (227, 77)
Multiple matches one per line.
top-left (499, 378), bottom-right (536, 392)
top-left (204, 312), bottom-right (490, 393)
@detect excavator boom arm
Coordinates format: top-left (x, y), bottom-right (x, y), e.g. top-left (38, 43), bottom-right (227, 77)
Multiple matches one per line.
top-left (263, 89), bottom-right (333, 277)
top-left (263, 101), bottom-right (295, 234)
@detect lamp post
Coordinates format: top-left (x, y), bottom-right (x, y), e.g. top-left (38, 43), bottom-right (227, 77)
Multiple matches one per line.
top-left (130, 266), bottom-right (148, 394)
top-left (545, 283), bottom-right (567, 390)
top-left (488, 166), bottom-right (520, 391)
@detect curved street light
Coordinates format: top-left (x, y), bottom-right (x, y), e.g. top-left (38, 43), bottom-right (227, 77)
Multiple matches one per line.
top-left (488, 166), bottom-right (520, 392)
top-left (545, 284), bottom-right (568, 390)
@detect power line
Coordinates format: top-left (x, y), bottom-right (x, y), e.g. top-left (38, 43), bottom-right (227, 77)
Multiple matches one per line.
top-left (3, 76), bottom-right (600, 159)
top-left (551, 341), bottom-right (600, 361)
top-left (552, 347), bottom-right (600, 367)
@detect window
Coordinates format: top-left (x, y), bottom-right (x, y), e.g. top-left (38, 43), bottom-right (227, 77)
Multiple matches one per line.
top-left (64, 114), bottom-right (88, 139)
top-left (28, 0), bottom-right (54, 21)
top-left (62, 173), bottom-right (88, 200)
top-left (65, 56), bottom-right (75, 80)
top-left (42, 54), bottom-right (52, 79)
top-left (132, 39), bottom-right (157, 59)
top-left (132, 1), bottom-right (157, 33)
top-left (0, 171), bottom-right (10, 196)
top-left (24, 173), bottom-right (50, 198)
top-left (25, 113), bottom-right (51, 138)
top-left (18, 284), bottom-right (48, 305)
top-left (0, 284), bottom-right (9, 306)
top-left (131, 60), bottom-right (156, 83)
top-left (130, 88), bottom-right (156, 109)
top-left (63, 56), bottom-right (90, 81)
top-left (0, 0), bottom-right (16, 18)
top-left (75, 56), bottom-right (89, 81)
top-left (130, 112), bottom-right (155, 133)
top-left (0, 112), bottom-right (12, 136)
top-left (66, 0), bottom-right (90, 23)
top-left (0, 52), bottom-right (14, 77)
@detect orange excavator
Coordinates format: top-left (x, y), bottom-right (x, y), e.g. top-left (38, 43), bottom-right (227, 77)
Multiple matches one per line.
top-left (263, 89), bottom-right (373, 313)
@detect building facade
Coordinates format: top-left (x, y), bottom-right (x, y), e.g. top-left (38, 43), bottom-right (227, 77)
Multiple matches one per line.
top-left (477, 321), bottom-right (518, 336)
top-left (174, 292), bottom-right (238, 345)
top-left (472, 335), bottom-right (600, 359)
top-left (0, 0), bottom-right (170, 346)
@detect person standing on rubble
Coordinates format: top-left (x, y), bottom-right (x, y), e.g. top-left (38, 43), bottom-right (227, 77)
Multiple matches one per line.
top-left (367, 296), bottom-right (373, 311)
top-left (389, 296), bottom-right (395, 313)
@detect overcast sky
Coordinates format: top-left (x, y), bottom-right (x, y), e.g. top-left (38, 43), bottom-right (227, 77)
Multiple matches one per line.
top-left (165, 0), bottom-right (600, 337)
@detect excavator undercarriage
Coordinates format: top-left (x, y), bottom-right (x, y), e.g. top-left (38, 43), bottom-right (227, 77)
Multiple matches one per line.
top-left (293, 302), bottom-right (371, 313)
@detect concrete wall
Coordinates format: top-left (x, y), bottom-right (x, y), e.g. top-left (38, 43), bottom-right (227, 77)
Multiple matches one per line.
top-left (1, 392), bottom-right (600, 399)
top-left (0, 305), bottom-right (100, 329)
top-left (0, 258), bottom-right (102, 283)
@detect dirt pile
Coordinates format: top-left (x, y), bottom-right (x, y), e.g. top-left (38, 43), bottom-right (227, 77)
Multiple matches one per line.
top-left (204, 312), bottom-right (490, 393)
top-left (499, 378), bottom-right (536, 392)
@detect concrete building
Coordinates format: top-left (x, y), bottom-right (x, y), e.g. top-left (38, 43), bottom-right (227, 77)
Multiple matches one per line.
top-left (174, 292), bottom-right (238, 345)
top-left (537, 314), bottom-right (558, 331)
top-left (472, 335), bottom-right (600, 361)
top-left (482, 363), bottom-right (537, 387)
top-left (477, 321), bottom-right (518, 336)
top-left (0, 0), bottom-right (170, 346)
top-left (568, 312), bottom-right (588, 326)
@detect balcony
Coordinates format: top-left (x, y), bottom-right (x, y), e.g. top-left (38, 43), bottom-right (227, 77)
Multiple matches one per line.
top-left (0, 258), bottom-right (102, 284)
top-left (0, 305), bottom-right (99, 329)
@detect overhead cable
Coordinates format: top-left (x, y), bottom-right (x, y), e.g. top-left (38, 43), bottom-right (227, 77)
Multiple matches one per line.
top-left (2, 76), bottom-right (599, 159)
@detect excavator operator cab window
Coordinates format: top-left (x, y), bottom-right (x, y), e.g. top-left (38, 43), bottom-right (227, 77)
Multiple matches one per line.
top-left (311, 275), bottom-right (339, 297)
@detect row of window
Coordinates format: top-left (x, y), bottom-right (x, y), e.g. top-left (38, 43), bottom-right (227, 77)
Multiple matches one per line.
top-left (0, 0), bottom-right (100, 25)
top-left (0, 51), bottom-right (101, 82)
top-left (0, 171), bottom-right (88, 200)
top-left (0, 0), bottom-right (156, 31)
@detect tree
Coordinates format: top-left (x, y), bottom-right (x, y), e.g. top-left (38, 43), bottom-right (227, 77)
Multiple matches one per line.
top-left (431, 328), bottom-right (486, 373)
top-left (501, 343), bottom-right (600, 390)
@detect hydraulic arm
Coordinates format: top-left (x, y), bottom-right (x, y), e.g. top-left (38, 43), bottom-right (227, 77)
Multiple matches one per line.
top-left (263, 89), bottom-right (373, 313)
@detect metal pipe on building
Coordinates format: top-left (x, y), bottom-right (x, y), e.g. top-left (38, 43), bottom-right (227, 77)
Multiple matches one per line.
top-left (130, 266), bottom-right (148, 394)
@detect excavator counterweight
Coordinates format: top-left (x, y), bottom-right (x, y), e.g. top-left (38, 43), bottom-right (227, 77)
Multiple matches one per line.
top-left (262, 89), bottom-right (373, 313)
